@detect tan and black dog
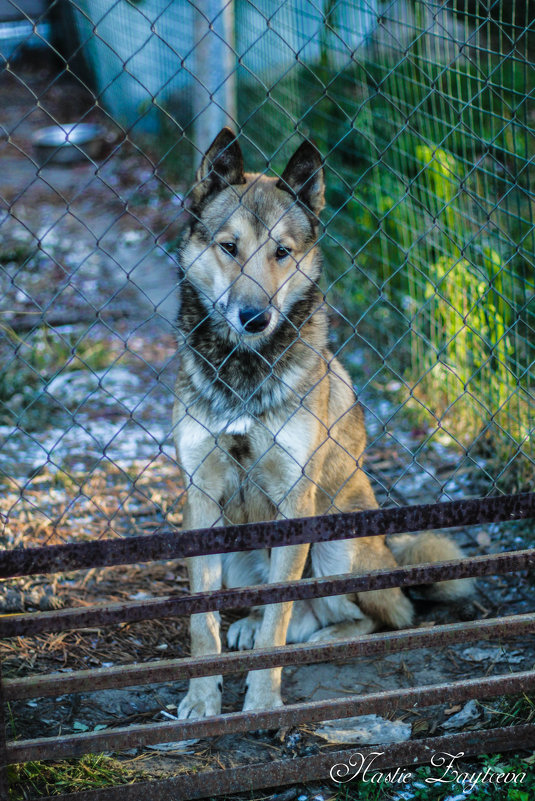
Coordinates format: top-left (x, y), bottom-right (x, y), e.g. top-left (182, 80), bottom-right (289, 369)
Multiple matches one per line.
top-left (173, 128), bottom-right (472, 720)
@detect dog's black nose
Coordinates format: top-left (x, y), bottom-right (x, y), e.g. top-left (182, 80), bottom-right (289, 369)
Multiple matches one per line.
top-left (239, 307), bottom-right (272, 333)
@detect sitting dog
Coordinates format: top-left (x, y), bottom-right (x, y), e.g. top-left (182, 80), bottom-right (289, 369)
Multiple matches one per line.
top-left (173, 128), bottom-right (472, 720)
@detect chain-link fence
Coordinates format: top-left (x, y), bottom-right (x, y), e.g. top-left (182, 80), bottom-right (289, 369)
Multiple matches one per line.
top-left (1, 0), bottom-right (535, 795)
top-left (1, 0), bottom-right (533, 552)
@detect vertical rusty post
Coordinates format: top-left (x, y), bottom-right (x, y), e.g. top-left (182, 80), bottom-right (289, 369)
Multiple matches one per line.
top-left (0, 660), bottom-right (9, 799)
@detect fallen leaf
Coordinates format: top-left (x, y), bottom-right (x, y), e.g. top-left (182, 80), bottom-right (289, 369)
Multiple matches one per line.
top-left (412, 719), bottom-right (429, 734)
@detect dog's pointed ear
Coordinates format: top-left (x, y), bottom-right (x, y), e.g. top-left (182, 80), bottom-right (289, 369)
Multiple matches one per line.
top-left (192, 128), bottom-right (245, 208)
top-left (276, 140), bottom-right (325, 217)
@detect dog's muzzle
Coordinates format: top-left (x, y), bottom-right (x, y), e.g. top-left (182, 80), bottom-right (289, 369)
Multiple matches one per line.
top-left (239, 306), bottom-right (272, 334)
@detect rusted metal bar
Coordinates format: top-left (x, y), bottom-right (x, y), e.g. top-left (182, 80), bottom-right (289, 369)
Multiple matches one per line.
top-left (6, 669), bottom-right (535, 764)
top-left (2, 547), bottom-right (534, 639)
top-left (1, 492), bottom-right (534, 579)
top-left (4, 612), bottom-right (535, 701)
top-left (30, 724), bottom-right (535, 801)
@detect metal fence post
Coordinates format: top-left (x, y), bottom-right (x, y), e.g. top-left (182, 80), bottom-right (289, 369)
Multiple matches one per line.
top-left (193, 0), bottom-right (237, 154)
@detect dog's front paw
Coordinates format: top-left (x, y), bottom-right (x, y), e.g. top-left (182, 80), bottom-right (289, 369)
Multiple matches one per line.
top-left (227, 613), bottom-right (262, 650)
top-left (178, 676), bottom-right (222, 720)
top-left (243, 686), bottom-right (284, 713)
top-left (242, 669), bottom-right (284, 713)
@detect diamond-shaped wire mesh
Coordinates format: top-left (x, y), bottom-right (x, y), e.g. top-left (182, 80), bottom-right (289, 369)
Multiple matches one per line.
top-left (0, 0), bottom-right (533, 551)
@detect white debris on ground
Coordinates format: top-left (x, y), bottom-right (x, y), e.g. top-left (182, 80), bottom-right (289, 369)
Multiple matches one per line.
top-left (0, 166), bottom-right (185, 546)
top-left (460, 646), bottom-right (525, 664)
top-left (441, 700), bottom-right (480, 730)
top-left (47, 366), bottom-right (142, 407)
top-left (315, 714), bottom-right (412, 744)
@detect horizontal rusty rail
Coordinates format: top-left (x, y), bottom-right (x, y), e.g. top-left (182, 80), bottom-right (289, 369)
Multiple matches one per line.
top-left (6, 669), bottom-right (535, 763)
top-left (31, 725), bottom-right (535, 801)
top-left (1, 492), bottom-right (534, 579)
top-left (2, 547), bottom-right (534, 638)
top-left (4, 611), bottom-right (535, 700)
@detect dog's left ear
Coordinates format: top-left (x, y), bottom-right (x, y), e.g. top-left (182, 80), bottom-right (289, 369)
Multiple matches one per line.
top-left (276, 140), bottom-right (325, 218)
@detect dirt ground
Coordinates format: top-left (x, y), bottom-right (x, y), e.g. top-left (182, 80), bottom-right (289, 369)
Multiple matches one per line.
top-left (1, 56), bottom-right (534, 799)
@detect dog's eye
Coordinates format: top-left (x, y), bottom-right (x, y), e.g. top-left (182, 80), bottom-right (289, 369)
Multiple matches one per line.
top-left (275, 246), bottom-right (291, 260)
top-left (220, 242), bottom-right (237, 257)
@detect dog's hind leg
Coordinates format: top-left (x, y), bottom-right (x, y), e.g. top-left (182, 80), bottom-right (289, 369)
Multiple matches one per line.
top-left (388, 532), bottom-right (474, 600)
top-left (307, 617), bottom-right (376, 642)
top-left (288, 595), bottom-right (376, 644)
top-left (310, 535), bottom-right (414, 632)
top-left (349, 535), bottom-right (415, 629)
top-left (227, 608), bottom-right (263, 650)
top-left (318, 472), bottom-right (414, 631)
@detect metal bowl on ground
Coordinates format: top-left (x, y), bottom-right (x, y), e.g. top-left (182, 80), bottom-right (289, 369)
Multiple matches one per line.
top-left (32, 123), bottom-right (106, 165)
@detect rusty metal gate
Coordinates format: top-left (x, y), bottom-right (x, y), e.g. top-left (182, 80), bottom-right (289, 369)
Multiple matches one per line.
top-left (1, 492), bottom-right (535, 799)
top-left (1, 0), bottom-right (535, 797)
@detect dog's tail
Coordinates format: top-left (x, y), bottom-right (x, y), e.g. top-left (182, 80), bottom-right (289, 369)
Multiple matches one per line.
top-left (388, 532), bottom-right (474, 600)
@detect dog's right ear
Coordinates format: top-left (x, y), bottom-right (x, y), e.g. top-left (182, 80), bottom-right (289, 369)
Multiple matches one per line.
top-left (191, 128), bottom-right (246, 210)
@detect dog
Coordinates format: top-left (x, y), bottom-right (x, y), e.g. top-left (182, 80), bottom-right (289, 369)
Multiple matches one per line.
top-left (172, 127), bottom-right (473, 720)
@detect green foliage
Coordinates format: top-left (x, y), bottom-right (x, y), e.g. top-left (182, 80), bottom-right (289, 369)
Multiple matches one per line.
top-left (490, 693), bottom-right (535, 728)
top-left (8, 754), bottom-right (144, 798)
top-left (0, 243), bottom-right (34, 267)
top-left (407, 144), bottom-right (518, 434)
